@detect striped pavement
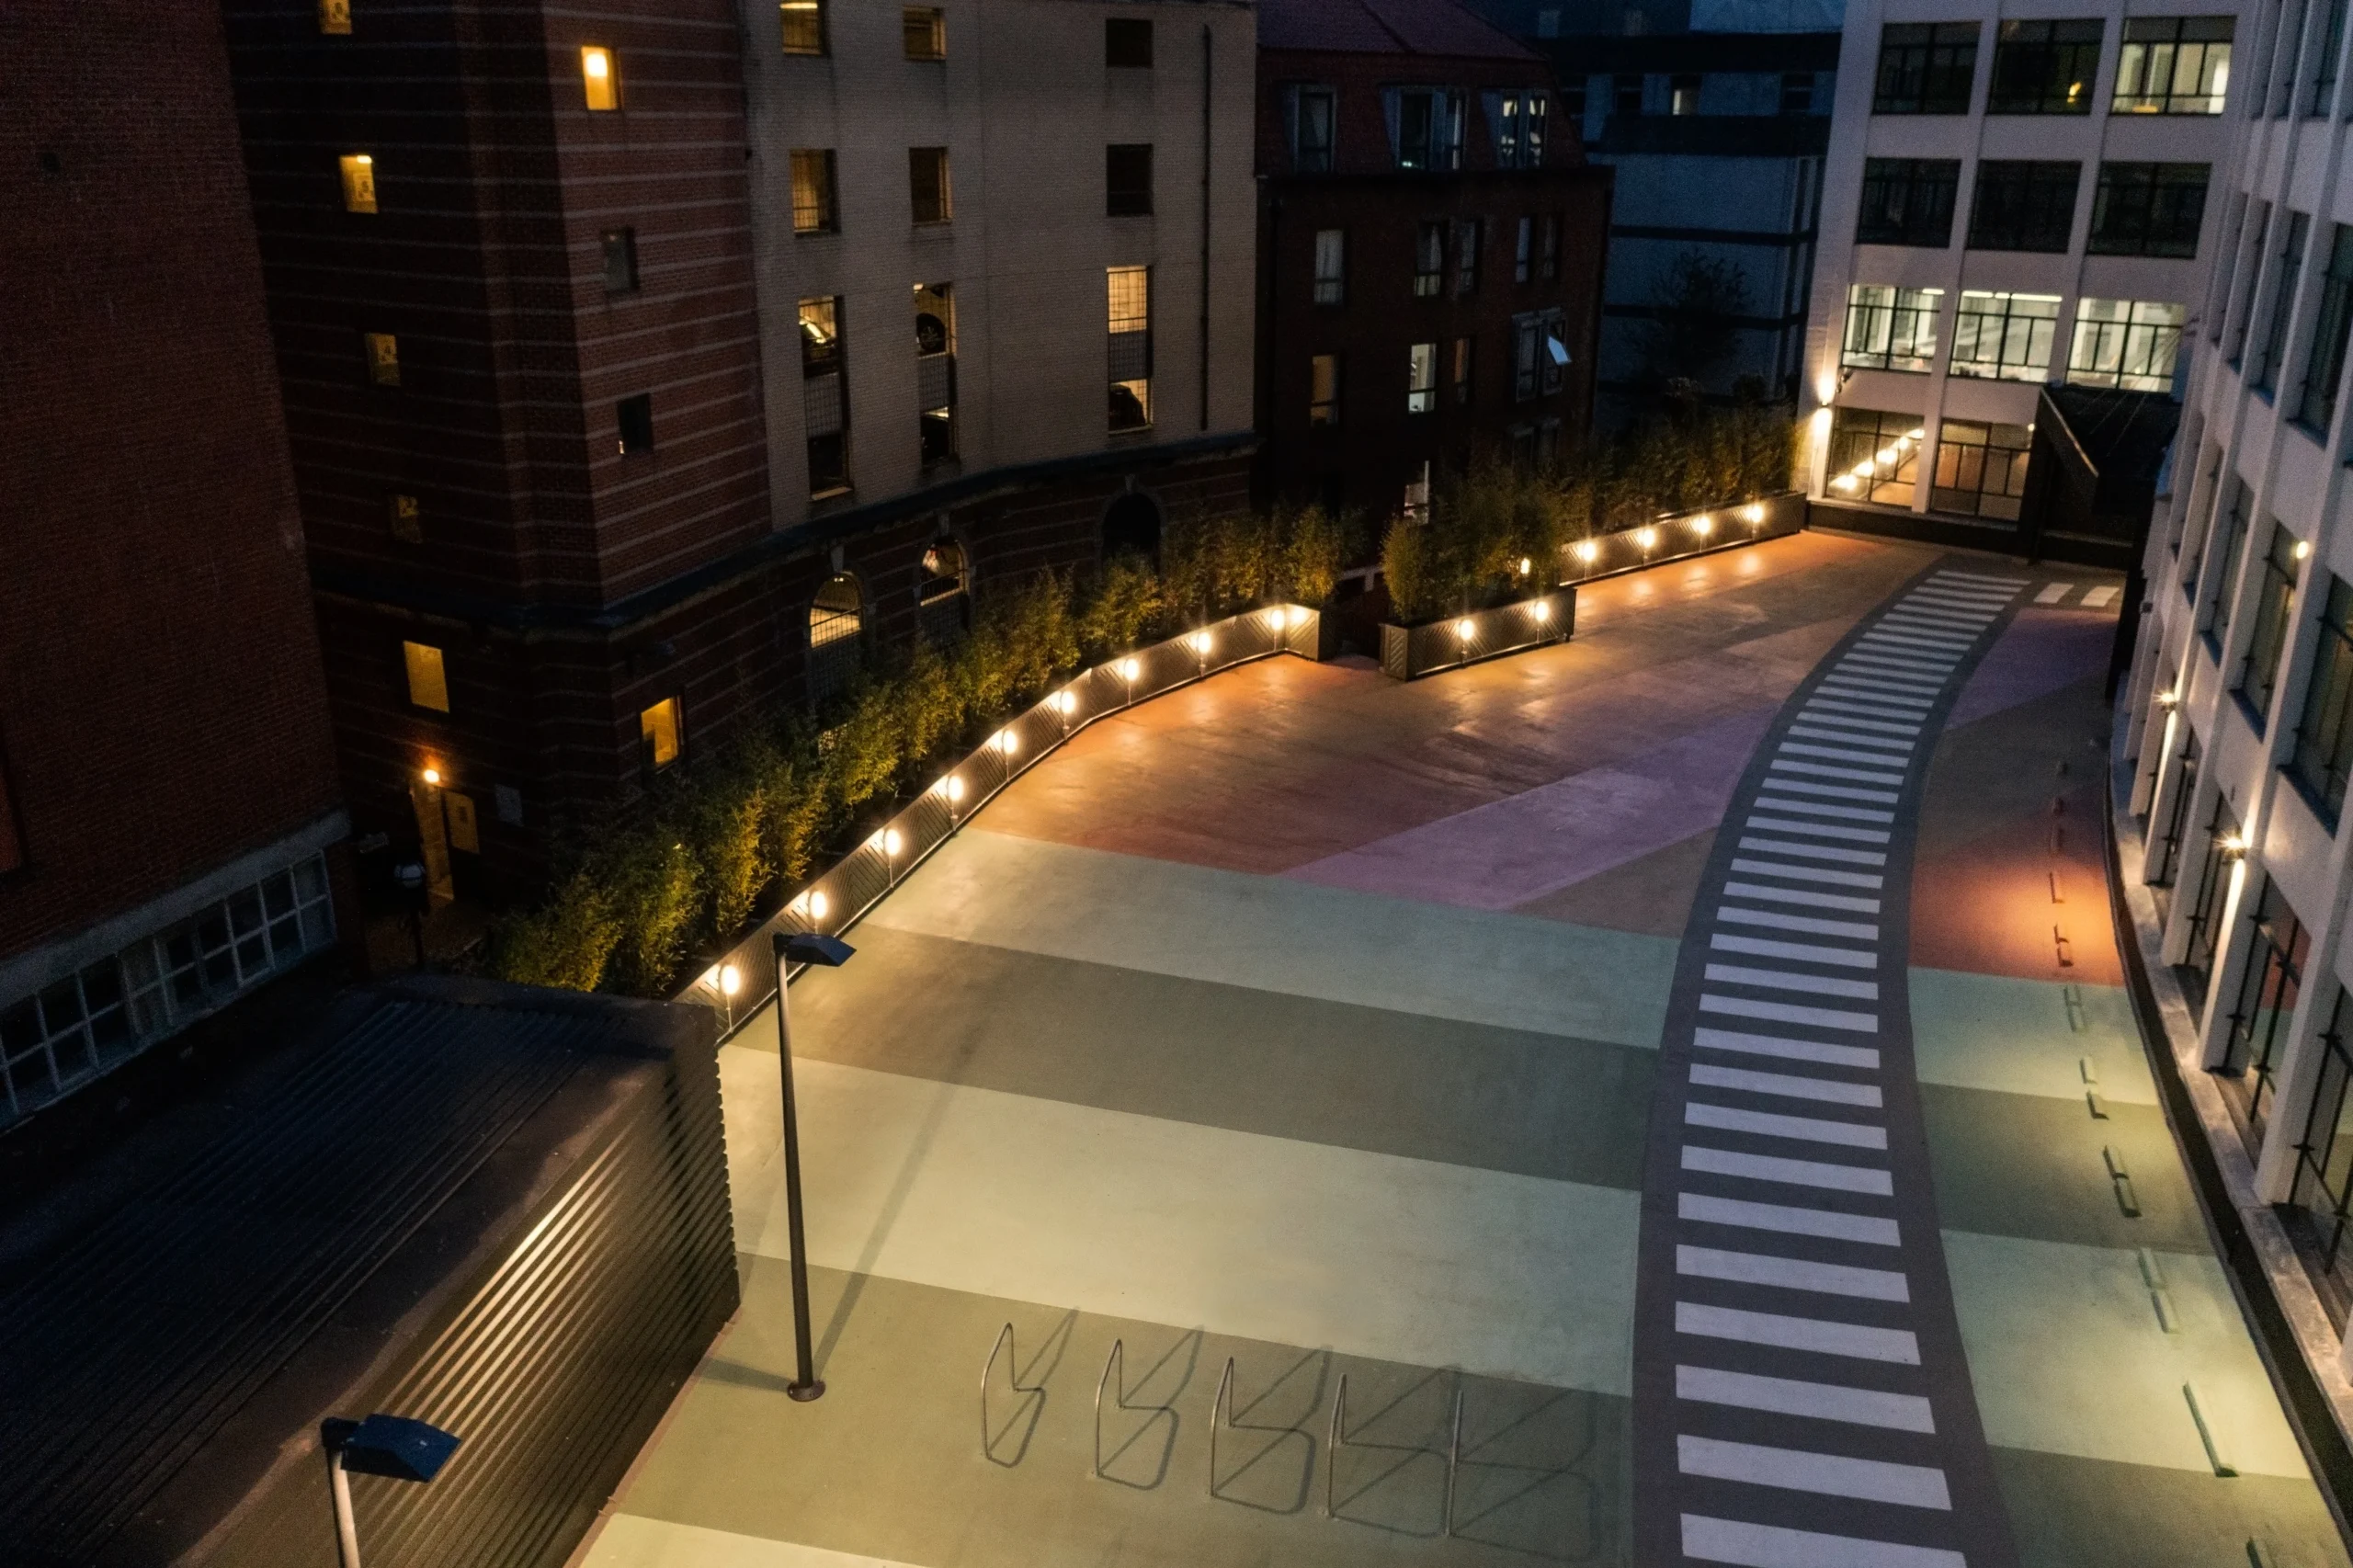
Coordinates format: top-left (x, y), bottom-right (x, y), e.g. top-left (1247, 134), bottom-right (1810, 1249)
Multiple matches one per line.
top-left (1633, 567), bottom-right (2030, 1568)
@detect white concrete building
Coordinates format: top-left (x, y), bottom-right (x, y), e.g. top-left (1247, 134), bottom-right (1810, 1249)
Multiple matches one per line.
top-left (2120, 0), bottom-right (2353, 1398)
top-left (1802, 0), bottom-right (2251, 549)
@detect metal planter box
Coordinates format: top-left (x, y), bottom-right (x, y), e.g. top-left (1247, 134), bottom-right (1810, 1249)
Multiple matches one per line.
top-left (1380, 589), bottom-right (1575, 680)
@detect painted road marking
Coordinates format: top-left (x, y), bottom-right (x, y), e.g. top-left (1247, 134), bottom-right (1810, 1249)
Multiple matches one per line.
top-left (1678, 1191), bottom-right (1902, 1245)
top-left (1681, 1144), bottom-right (1895, 1194)
top-left (1682, 1514), bottom-right (1967, 1568)
top-left (1692, 1025), bottom-right (1881, 1069)
top-left (1677, 1365), bottom-right (1936, 1432)
top-left (1698, 995), bottom-right (1881, 1034)
top-left (1685, 1101), bottom-right (1889, 1150)
top-left (1690, 1062), bottom-right (1884, 1106)
top-left (1710, 932), bottom-right (1880, 967)
top-left (1675, 1301), bottom-right (1920, 1361)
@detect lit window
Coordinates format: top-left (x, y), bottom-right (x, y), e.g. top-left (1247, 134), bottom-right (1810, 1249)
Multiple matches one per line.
top-left (363, 332), bottom-right (401, 386)
top-left (641, 698), bottom-right (683, 769)
top-left (339, 153), bottom-right (376, 213)
top-left (1313, 229), bottom-right (1345, 304)
top-left (1310, 354), bottom-right (1339, 425)
top-left (2066, 298), bottom-right (2186, 392)
top-left (904, 6), bottom-right (946, 60)
top-left (404, 642), bottom-right (450, 711)
top-left (790, 149), bottom-right (838, 233)
top-left (319, 0), bottom-right (351, 35)
top-left (617, 393), bottom-right (654, 454)
top-left (801, 296), bottom-right (849, 496)
top-left (2112, 17), bottom-right (2233, 114)
top-left (1407, 341), bottom-right (1437, 413)
top-left (910, 147), bottom-right (952, 223)
top-left (1669, 74), bottom-right (1700, 115)
top-left (1841, 284), bottom-right (1945, 372)
top-left (387, 493), bottom-right (422, 541)
top-left (581, 46), bottom-right (619, 110)
top-left (1108, 265), bottom-right (1152, 431)
top-left (1948, 290), bottom-right (2061, 380)
top-left (781, 0), bottom-right (825, 54)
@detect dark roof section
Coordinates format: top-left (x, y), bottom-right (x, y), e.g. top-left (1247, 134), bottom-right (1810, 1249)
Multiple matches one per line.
top-left (1543, 30), bottom-right (1844, 71)
top-left (1261, 0), bottom-right (1543, 61)
top-left (1589, 112), bottom-right (1833, 156)
top-left (0, 976), bottom-right (727, 1568)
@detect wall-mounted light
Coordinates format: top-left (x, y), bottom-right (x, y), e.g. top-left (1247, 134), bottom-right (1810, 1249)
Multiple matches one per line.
top-left (420, 767), bottom-right (442, 787)
top-left (1119, 658), bottom-right (1141, 682)
top-left (1189, 631), bottom-right (1212, 653)
top-left (719, 963), bottom-right (742, 996)
top-left (2156, 688), bottom-right (2180, 710)
top-left (2219, 834), bottom-right (2248, 858)
top-left (1531, 599), bottom-right (1552, 623)
top-left (1575, 540), bottom-right (1599, 563)
top-left (1691, 516), bottom-right (1713, 537)
top-left (2296, 539), bottom-right (2313, 561)
top-left (1635, 528), bottom-right (1658, 551)
top-left (1455, 618), bottom-right (1476, 641)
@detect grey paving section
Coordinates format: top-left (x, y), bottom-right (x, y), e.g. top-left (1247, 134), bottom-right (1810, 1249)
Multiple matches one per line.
top-left (616, 1256), bottom-right (1633, 1565)
top-left (1631, 565), bottom-right (2032, 1567)
top-left (781, 924), bottom-right (1655, 1189)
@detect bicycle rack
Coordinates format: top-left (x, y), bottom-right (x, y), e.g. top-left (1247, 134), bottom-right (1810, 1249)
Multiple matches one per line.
top-left (1323, 1372), bottom-right (1347, 1518)
top-left (980, 1322), bottom-right (1046, 1466)
top-left (1322, 1369), bottom-right (1464, 1535)
top-left (1206, 1357), bottom-right (1234, 1497)
top-left (1092, 1338), bottom-right (1125, 1480)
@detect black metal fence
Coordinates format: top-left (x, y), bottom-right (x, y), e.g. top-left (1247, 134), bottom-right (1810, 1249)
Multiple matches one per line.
top-left (1557, 491), bottom-right (1807, 586)
top-left (1379, 589), bottom-right (1575, 679)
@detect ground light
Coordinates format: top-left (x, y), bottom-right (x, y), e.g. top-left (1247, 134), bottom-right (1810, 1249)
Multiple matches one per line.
top-left (321, 1413), bottom-right (460, 1568)
top-left (771, 930), bottom-right (856, 1401)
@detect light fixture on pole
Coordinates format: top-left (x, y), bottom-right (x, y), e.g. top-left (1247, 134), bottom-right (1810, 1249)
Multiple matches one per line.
top-left (320, 1413), bottom-right (460, 1568)
top-left (771, 929), bottom-right (855, 1401)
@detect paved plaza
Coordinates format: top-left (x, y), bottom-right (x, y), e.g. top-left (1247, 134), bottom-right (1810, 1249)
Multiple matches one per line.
top-left (579, 533), bottom-right (2348, 1567)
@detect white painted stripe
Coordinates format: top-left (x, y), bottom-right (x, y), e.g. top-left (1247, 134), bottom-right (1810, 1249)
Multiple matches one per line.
top-left (1752, 794), bottom-right (1896, 824)
top-left (1678, 1190), bottom-right (1901, 1245)
top-left (1691, 1062), bottom-right (1884, 1107)
top-left (1683, 1513), bottom-right (1966, 1568)
top-left (583, 1516), bottom-right (925, 1568)
top-left (1737, 835), bottom-right (1887, 867)
top-left (1787, 725), bottom-right (1915, 752)
top-left (1686, 1100), bottom-right (1888, 1150)
top-left (1674, 1301), bottom-right (1919, 1360)
top-left (1745, 815), bottom-right (1892, 844)
top-left (1768, 758), bottom-right (1908, 787)
top-left (1704, 963), bottom-right (1879, 1000)
top-left (1676, 1365), bottom-right (1935, 1432)
top-left (1716, 905), bottom-right (1880, 940)
top-left (1680, 1435), bottom-right (1951, 1508)
top-left (1841, 650), bottom-right (1956, 675)
top-left (1699, 994), bottom-right (1881, 1034)
top-left (1882, 606), bottom-right (1995, 626)
top-left (1931, 568), bottom-right (2029, 586)
top-left (1692, 1025), bottom-right (1881, 1068)
top-left (1859, 631), bottom-right (1972, 654)
top-left (1711, 932), bottom-right (1879, 968)
top-left (1827, 666), bottom-right (1948, 691)
top-left (2034, 582), bottom-right (2074, 604)
top-left (1677, 1244), bottom-right (1908, 1299)
top-left (2083, 584), bottom-right (2119, 608)
top-left (1751, 778), bottom-right (1901, 805)
top-left (1728, 857), bottom-right (1884, 889)
top-left (1721, 881), bottom-right (1881, 914)
top-left (1813, 687), bottom-right (1934, 713)
top-left (1795, 709), bottom-right (1921, 735)
top-left (1682, 1142), bottom-right (1893, 1192)
top-left (1782, 736), bottom-right (1914, 764)
top-left (1865, 619), bottom-right (1974, 641)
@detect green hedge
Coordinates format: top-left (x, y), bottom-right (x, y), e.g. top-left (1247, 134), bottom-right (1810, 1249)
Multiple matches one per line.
top-left (1380, 405), bottom-right (1797, 625)
top-left (489, 504), bottom-right (1347, 997)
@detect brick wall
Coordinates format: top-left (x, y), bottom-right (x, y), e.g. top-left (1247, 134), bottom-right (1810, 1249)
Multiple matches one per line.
top-left (0, 0), bottom-right (343, 960)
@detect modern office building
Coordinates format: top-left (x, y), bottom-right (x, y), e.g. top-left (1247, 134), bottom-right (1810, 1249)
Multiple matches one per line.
top-left (1254, 0), bottom-right (1611, 516)
top-left (221, 0), bottom-right (1257, 897)
top-left (0, 0), bottom-right (350, 1129)
top-left (1804, 0), bottom-right (2248, 554)
top-left (2118, 0), bottom-right (2353, 1409)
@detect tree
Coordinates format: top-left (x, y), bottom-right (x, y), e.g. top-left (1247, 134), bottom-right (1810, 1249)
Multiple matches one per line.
top-left (1638, 249), bottom-right (1751, 392)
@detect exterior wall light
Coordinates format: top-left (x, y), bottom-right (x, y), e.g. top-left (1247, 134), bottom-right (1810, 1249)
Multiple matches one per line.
top-left (995, 729), bottom-right (1018, 756)
top-left (1119, 658), bottom-right (1141, 682)
top-left (1455, 618), bottom-right (1475, 641)
top-left (420, 767), bottom-right (441, 786)
top-left (719, 963), bottom-right (742, 996)
top-left (2219, 834), bottom-right (2248, 858)
top-left (1636, 528), bottom-right (1658, 551)
top-left (1575, 540), bottom-right (1599, 563)
top-left (1190, 631), bottom-right (1212, 653)
top-left (1531, 599), bottom-right (1552, 622)
top-left (2156, 688), bottom-right (2180, 709)
top-left (2296, 540), bottom-right (2313, 560)
top-left (1691, 516), bottom-right (1712, 536)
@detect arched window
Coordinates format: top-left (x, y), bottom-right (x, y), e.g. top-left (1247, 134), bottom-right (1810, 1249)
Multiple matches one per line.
top-left (807, 574), bottom-right (863, 701)
top-left (917, 539), bottom-right (969, 641)
top-left (1102, 492), bottom-right (1162, 569)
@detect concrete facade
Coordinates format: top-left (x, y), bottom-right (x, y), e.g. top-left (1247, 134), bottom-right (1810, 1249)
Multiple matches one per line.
top-left (1803, 0), bottom-right (2251, 538)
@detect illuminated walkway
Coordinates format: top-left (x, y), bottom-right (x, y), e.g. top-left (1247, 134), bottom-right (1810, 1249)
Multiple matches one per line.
top-left (580, 533), bottom-right (2347, 1568)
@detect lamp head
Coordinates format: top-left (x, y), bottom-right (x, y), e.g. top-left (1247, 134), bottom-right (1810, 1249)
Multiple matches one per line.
top-left (776, 931), bottom-right (856, 968)
top-left (324, 1415), bottom-right (460, 1483)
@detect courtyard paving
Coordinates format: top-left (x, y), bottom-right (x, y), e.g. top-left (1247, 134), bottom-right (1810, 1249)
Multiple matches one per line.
top-left (577, 532), bottom-right (2348, 1567)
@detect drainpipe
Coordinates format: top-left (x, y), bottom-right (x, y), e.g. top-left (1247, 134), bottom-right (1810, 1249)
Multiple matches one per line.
top-left (1200, 23), bottom-right (1213, 433)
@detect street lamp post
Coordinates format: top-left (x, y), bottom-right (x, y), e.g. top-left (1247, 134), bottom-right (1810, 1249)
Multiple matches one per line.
top-left (771, 929), bottom-right (855, 1401)
top-left (320, 1413), bottom-right (460, 1568)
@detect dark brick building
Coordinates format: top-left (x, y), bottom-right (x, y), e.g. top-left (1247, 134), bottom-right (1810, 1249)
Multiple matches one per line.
top-left (1256, 0), bottom-right (1610, 519)
top-left (0, 0), bottom-right (348, 1126)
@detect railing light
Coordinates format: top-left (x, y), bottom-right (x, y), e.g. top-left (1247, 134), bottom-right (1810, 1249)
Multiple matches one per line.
top-left (719, 963), bottom-right (742, 996)
top-left (1691, 515), bottom-right (1712, 536)
top-left (882, 828), bottom-right (904, 856)
top-left (1575, 540), bottom-right (1599, 563)
top-left (1455, 618), bottom-right (1476, 641)
top-left (1189, 631), bottom-right (1212, 653)
top-left (1531, 599), bottom-right (1551, 622)
top-left (1119, 658), bottom-right (1141, 682)
top-left (1743, 503), bottom-right (1765, 524)
top-left (1054, 688), bottom-right (1079, 714)
top-left (941, 774), bottom-right (966, 801)
top-left (995, 729), bottom-right (1018, 756)
top-left (1636, 527), bottom-right (1658, 550)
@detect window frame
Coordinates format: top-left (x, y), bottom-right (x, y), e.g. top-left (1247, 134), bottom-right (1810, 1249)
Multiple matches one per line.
top-left (2113, 16), bottom-right (2235, 114)
top-left (1106, 17), bottom-right (1154, 68)
top-left (2255, 210), bottom-right (2316, 396)
top-left (2086, 162), bottom-right (2211, 258)
top-left (403, 641), bottom-right (451, 713)
top-left (601, 227), bottom-right (640, 293)
top-left (1966, 160), bottom-right (2082, 253)
top-left (616, 392), bottom-right (654, 456)
top-left (909, 146), bottom-right (953, 225)
top-left (781, 0), bottom-right (827, 56)
top-left (1312, 228), bottom-right (1346, 305)
top-left (790, 149), bottom-right (838, 233)
top-left (1309, 353), bottom-right (1340, 426)
top-left (2238, 524), bottom-right (2304, 725)
top-left (1106, 143), bottom-right (1154, 217)
top-left (1985, 18), bottom-right (2104, 114)
top-left (1840, 283), bottom-right (1944, 372)
top-left (1872, 21), bottom-right (1980, 114)
top-left (2064, 298), bottom-right (2186, 392)
top-left (1407, 340), bottom-right (1438, 414)
top-left (2295, 223), bottom-right (2353, 434)
top-left (1930, 419), bottom-right (2033, 518)
top-left (2291, 575), bottom-right (2353, 824)
top-left (1947, 290), bottom-right (2062, 381)
top-left (903, 6), bottom-right (946, 61)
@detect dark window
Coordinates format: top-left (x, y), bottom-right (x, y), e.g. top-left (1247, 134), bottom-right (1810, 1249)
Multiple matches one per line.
top-left (1454, 218), bottom-right (1480, 296)
top-left (2221, 878), bottom-right (2310, 1147)
top-left (1450, 335), bottom-right (1473, 404)
top-left (2240, 524), bottom-right (2303, 723)
top-left (1513, 317), bottom-right (1539, 401)
top-left (1930, 419), bottom-right (2032, 519)
top-left (2256, 211), bottom-right (2314, 395)
top-left (2231, 203), bottom-right (2275, 366)
top-left (801, 296), bottom-right (849, 496)
top-left (903, 6), bottom-right (945, 60)
top-left (1966, 160), bottom-right (2080, 252)
top-left (1669, 74), bottom-right (1701, 115)
top-left (2296, 224), bottom-right (2353, 433)
top-left (1858, 157), bottom-right (1961, 246)
top-left (1107, 17), bottom-right (1153, 67)
top-left (2271, 0), bottom-right (2309, 116)
top-left (1414, 222), bottom-right (1445, 298)
top-left (1310, 353), bottom-right (1340, 426)
top-left (1780, 72), bottom-right (1815, 114)
top-left (1392, 87), bottom-right (1463, 170)
top-left (2152, 729), bottom-right (2201, 890)
top-left (601, 227), bottom-right (639, 292)
top-left (2288, 992), bottom-right (2353, 1302)
top-left (1516, 216), bottom-right (1533, 283)
top-left (910, 146), bottom-right (952, 223)
top-left (1615, 73), bottom-right (1644, 119)
top-left (1561, 77), bottom-right (1586, 123)
top-left (1291, 85), bottom-right (1336, 172)
top-left (2087, 162), bottom-right (2210, 257)
top-left (1540, 213), bottom-right (1560, 280)
top-left (790, 149), bottom-right (837, 233)
top-left (2203, 479), bottom-right (2253, 650)
top-left (2177, 796), bottom-right (2242, 1003)
top-left (1987, 18), bottom-right (2103, 113)
top-left (2292, 576), bottom-right (2353, 822)
top-left (2114, 16), bottom-right (2235, 112)
top-left (807, 574), bottom-right (862, 701)
top-left (616, 392), bottom-right (654, 454)
top-left (915, 280), bottom-right (956, 465)
top-left (1313, 228), bottom-right (1345, 304)
top-left (1107, 143), bottom-right (1153, 216)
top-left (1873, 21), bottom-right (1979, 113)
top-left (2314, 0), bottom-right (2346, 111)
top-left (2211, 192), bottom-right (2251, 343)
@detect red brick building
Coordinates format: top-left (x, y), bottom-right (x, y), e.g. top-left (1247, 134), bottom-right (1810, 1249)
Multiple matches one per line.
top-left (0, 0), bottom-right (348, 1125)
top-left (222, 0), bottom-right (1259, 901)
top-left (1256, 0), bottom-right (1610, 519)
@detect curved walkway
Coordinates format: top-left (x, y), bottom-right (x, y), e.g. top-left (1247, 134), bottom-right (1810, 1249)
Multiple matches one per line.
top-left (580, 534), bottom-right (2347, 1568)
